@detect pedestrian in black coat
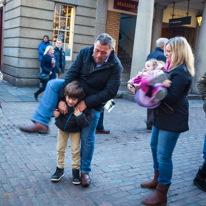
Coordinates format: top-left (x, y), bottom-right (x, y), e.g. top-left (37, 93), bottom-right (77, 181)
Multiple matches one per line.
top-left (34, 46), bottom-right (56, 101)
top-left (146, 38), bottom-right (168, 130)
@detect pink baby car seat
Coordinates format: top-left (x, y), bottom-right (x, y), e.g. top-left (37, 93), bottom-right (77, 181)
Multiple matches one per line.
top-left (135, 89), bottom-right (160, 109)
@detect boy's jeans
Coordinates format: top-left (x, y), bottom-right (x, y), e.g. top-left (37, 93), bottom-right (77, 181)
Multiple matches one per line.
top-left (32, 79), bottom-right (101, 174)
top-left (150, 126), bottom-right (180, 185)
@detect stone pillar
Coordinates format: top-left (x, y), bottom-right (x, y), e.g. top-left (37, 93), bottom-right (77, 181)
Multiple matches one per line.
top-left (3, 0), bottom-right (54, 87)
top-left (130, 0), bottom-right (154, 78)
top-left (191, 1), bottom-right (206, 94)
top-left (151, 3), bottom-right (167, 51)
top-left (194, 23), bottom-right (200, 54)
top-left (94, 0), bottom-right (108, 39)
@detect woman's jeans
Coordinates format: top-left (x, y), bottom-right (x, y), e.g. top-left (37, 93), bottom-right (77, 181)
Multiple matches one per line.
top-left (150, 126), bottom-right (180, 185)
top-left (32, 79), bottom-right (101, 174)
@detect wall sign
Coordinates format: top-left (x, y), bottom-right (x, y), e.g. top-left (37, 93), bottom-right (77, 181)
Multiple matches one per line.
top-left (169, 16), bottom-right (191, 26)
top-left (113, 0), bottom-right (138, 13)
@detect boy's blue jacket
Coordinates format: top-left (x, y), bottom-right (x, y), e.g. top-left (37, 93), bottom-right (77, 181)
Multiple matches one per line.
top-left (55, 105), bottom-right (91, 133)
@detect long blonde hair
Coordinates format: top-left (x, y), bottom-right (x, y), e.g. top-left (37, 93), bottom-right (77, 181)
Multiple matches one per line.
top-left (44, 46), bottom-right (53, 55)
top-left (165, 36), bottom-right (195, 77)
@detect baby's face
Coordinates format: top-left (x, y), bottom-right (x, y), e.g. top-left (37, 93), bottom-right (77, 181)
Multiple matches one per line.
top-left (143, 61), bottom-right (153, 71)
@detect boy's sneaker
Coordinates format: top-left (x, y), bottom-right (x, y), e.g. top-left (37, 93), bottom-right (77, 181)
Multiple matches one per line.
top-left (51, 167), bottom-right (64, 182)
top-left (72, 169), bottom-right (81, 185)
top-left (147, 73), bottom-right (167, 85)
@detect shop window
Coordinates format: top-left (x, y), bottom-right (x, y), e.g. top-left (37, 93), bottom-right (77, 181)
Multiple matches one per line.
top-left (52, 4), bottom-right (75, 61)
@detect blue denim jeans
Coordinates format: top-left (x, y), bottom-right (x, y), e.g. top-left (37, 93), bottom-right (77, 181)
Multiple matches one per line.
top-left (150, 126), bottom-right (180, 185)
top-left (32, 79), bottom-right (101, 173)
top-left (32, 79), bottom-right (64, 126)
top-left (81, 109), bottom-right (101, 173)
top-left (96, 109), bottom-right (104, 130)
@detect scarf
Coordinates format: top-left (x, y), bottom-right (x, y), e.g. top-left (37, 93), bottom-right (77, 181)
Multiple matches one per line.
top-left (47, 53), bottom-right (56, 68)
top-left (165, 62), bottom-right (171, 71)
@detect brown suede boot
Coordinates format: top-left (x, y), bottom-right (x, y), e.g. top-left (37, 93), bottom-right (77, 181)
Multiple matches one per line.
top-left (141, 170), bottom-right (159, 189)
top-left (19, 122), bottom-right (49, 134)
top-left (142, 183), bottom-right (169, 206)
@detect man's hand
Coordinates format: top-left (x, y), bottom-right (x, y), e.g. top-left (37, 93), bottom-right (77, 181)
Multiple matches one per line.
top-left (49, 71), bottom-right (52, 75)
top-left (53, 109), bottom-right (60, 117)
top-left (58, 101), bottom-right (68, 115)
top-left (127, 83), bottom-right (134, 94)
top-left (76, 100), bottom-right (87, 112)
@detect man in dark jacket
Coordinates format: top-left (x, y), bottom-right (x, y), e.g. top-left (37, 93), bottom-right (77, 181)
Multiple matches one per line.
top-left (19, 33), bottom-right (123, 187)
top-left (146, 37), bottom-right (168, 130)
top-left (54, 39), bottom-right (65, 79)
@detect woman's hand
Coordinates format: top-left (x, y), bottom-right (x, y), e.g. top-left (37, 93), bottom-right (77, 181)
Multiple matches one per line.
top-left (74, 107), bottom-right (82, 116)
top-left (53, 109), bottom-right (60, 117)
top-left (162, 79), bottom-right (172, 88)
top-left (49, 71), bottom-right (52, 75)
top-left (127, 83), bottom-right (134, 94)
top-left (58, 101), bottom-right (68, 115)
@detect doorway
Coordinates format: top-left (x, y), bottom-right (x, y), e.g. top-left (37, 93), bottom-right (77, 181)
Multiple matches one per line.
top-left (119, 14), bottom-right (136, 58)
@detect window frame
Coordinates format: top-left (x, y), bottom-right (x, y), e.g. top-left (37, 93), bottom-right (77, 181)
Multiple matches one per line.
top-left (52, 3), bottom-right (75, 61)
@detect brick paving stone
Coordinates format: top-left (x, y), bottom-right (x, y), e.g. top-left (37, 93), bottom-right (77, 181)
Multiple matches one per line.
top-left (185, 203), bottom-right (200, 206)
top-left (3, 184), bottom-right (13, 193)
top-left (1, 94), bottom-right (206, 205)
top-left (9, 192), bottom-right (20, 202)
top-left (27, 188), bottom-right (36, 198)
top-left (1, 199), bottom-right (11, 206)
top-left (14, 186), bottom-right (27, 196)
top-left (20, 195), bottom-right (34, 206)
top-left (99, 202), bottom-right (113, 206)
top-left (40, 193), bottom-right (53, 204)
top-left (81, 198), bottom-right (96, 206)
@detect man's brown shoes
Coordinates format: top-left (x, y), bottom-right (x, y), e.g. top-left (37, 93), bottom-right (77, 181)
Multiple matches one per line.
top-left (95, 129), bottom-right (110, 134)
top-left (81, 172), bottom-right (91, 187)
top-left (19, 122), bottom-right (49, 134)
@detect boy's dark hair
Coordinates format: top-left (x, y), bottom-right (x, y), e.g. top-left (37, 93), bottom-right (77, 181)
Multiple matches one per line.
top-left (64, 81), bottom-right (84, 101)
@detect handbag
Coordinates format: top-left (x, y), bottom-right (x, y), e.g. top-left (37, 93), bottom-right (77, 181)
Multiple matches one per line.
top-left (38, 71), bottom-right (50, 81)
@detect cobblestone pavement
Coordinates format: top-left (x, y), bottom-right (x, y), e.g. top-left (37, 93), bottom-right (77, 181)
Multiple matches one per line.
top-left (0, 80), bottom-right (206, 206)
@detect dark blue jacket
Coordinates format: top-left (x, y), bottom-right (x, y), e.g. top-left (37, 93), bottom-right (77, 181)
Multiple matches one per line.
top-left (38, 41), bottom-right (52, 62)
top-left (147, 47), bottom-right (166, 63)
top-left (55, 105), bottom-right (90, 133)
top-left (54, 47), bottom-right (66, 74)
top-left (40, 54), bottom-right (56, 80)
top-left (153, 64), bottom-right (192, 133)
top-left (58, 46), bottom-right (123, 111)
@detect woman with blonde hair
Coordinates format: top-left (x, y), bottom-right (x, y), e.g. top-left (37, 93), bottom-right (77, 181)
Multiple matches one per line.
top-left (141, 36), bottom-right (195, 206)
top-left (34, 46), bottom-right (56, 100)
